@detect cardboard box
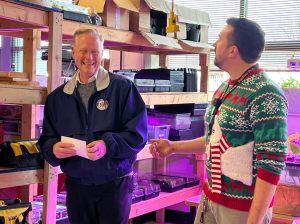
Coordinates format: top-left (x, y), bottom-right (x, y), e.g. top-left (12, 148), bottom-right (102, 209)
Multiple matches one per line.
top-left (79, 0), bottom-right (136, 30)
top-left (129, 0), bottom-right (151, 33)
top-left (99, 0), bottom-right (130, 30)
top-left (173, 4), bottom-right (211, 43)
top-left (129, 0), bottom-right (211, 43)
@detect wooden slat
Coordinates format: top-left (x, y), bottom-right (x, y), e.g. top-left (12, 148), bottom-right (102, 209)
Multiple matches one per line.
top-left (23, 29), bottom-right (40, 81)
top-left (272, 213), bottom-right (300, 224)
top-left (21, 105), bottom-right (37, 139)
top-left (159, 55), bottom-right (168, 68)
top-left (0, 168), bottom-right (44, 188)
top-left (42, 11), bottom-right (63, 224)
top-left (0, 84), bottom-right (47, 104)
top-left (185, 194), bottom-right (201, 207)
top-left (129, 186), bottom-right (200, 219)
top-left (0, 72), bottom-right (28, 78)
top-left (47, 12), bottom-right (63, 93)
top-left (42, 163), bottom-right (59, 224)
top-left (62, 20), bottom-right (210, 55)
top-left (200, 53), bottom-right (209, 93)
top-left (0, 1), bottom-right (48, 29)
top-left (0, 31), bottom-right (25, 38)
top-left (62, 20), bottom-right (150, 46)
top-left (140, 92), bottom-right (208, 105)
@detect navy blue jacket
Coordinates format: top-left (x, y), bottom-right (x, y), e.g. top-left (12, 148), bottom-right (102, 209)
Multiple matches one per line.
top-left (38, 69), bottom-right (147, 185)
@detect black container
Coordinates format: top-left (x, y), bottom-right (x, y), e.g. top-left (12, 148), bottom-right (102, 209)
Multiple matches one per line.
top-left (186, 24), bottom-right (201, 42)
top-left (151, 175), bottom-right (186, 192)
top-left (169, 128), bottom-right (193, 141)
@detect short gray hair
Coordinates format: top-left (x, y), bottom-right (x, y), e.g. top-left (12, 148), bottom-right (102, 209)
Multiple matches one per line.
top-left (73, 28), bottom-right (104, 47)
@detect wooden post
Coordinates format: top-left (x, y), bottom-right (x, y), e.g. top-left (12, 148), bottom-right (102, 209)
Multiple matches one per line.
top-left (42, 11), bottom-right (62, 224)
top-left (42, 163), bottom-right (59, 224)
top-left (195, 154), bottom-right (206, 186)
top-left (159, 54), bottom-right (168, 68)
top-left (19, 29), bottom-right (41, 224)
top-left (47, 12), bottom-right (63, 94)
top-left (200, 53), bottom-right (209, 93)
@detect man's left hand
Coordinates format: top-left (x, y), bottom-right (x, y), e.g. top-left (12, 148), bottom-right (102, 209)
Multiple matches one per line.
top-left (86, 140), bottom-right (107, 161)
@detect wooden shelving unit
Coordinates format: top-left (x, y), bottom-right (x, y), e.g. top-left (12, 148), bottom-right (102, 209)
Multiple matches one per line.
top-left (129, 186), bottom-right (200, 219)
top-left (141, 92), bottom-right (208, 105)
top-left (0, 1), bottom-right (210, 223)
top-left (0, 167), bottom-right (44, 188)
top-left (0, 83), bottom-right (46, 105)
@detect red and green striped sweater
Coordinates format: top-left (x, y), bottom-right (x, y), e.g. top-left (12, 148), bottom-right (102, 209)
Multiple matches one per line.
top-left (203, 66), bottom-right (288, 211)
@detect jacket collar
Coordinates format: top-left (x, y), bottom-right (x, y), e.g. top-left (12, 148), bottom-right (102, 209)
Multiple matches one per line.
top-left (63, 67), bottom-right (110, 95)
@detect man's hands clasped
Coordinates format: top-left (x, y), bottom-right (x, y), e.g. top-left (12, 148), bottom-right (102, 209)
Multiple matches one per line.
top-left (86, 140), bottom-right (107, 161)
top-left (53, 140), bottom-right (107, 161)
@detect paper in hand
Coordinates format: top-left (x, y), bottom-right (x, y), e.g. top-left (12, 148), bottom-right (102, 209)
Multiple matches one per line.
top-left (61, 136), bottom-right (88, 159)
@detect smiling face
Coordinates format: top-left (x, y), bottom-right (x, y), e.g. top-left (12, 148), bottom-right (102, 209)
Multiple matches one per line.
top-left (72, 33), bottom-right (103, 82)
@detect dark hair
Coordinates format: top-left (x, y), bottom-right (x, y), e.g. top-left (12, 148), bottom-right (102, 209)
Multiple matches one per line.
top-left (226, 17), bottom-right (265, 63)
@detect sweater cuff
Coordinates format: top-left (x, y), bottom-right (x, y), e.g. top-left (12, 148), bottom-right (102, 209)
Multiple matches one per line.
top-left (39, 138), bottom-right (61, 167)
top-left (102, 132), bottom-right (116, 157)
top-left (257, 168), bottom-right (280, 185)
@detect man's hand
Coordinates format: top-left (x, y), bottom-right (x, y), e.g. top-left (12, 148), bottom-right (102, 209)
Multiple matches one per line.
top-left (53, 142), bottom-right (77, 159)
top-left (149, 139), bottom-right (174, 158)
top-left (87, 140), bottom-right (107, 161)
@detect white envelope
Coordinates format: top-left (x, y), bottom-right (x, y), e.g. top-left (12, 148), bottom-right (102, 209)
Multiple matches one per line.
top-left (61, 136), bottom-right (88, 159)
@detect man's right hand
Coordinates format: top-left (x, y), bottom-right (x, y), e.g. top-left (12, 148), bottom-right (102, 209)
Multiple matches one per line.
top-left (149, 139), bottom-right (174, 158)
top-left (53, 142), bottom-right (77, 159)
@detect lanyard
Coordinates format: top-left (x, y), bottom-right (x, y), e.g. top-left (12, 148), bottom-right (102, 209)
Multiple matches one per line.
top-left (208, 64), bottom-right (259, 135)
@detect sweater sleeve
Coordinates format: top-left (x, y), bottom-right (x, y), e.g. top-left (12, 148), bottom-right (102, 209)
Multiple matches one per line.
top-left (37, 96), bottom-right (61, 167)
top-left (250, 86), bottom-right (288, 185)
top-left (102, 81), bottom-right (148, 159)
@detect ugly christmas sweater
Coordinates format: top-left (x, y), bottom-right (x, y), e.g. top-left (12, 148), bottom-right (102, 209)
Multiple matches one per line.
top-left (203, 66), bottom-right (288, 211)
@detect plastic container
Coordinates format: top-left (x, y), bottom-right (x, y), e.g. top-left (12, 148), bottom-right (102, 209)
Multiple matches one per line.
top-left (138, 178), bottom-right (161, 200)
top-left (186, 24), bottom-right (201, 42)
top-left (132, 188), bottom-right (144, 203)
top-left (169, 128), bottom-right (193, 141)
top-left (148, 125), bottom-right (171, 140)
top-left (148, 112), bottom-right (191, 130)
top-left (135, 79), bottom-right (155, 92)
top-left (151, 175), bottom-right (186, 192)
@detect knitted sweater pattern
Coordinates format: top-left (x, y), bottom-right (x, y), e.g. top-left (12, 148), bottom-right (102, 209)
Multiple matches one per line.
top-left (203, 68), bottom-right (288, 211)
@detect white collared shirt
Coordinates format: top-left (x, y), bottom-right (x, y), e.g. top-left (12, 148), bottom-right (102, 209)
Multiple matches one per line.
top-left (75, 71), bottom-right (98, 86)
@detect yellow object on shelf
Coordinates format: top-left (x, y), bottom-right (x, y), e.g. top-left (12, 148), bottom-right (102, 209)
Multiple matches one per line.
top-left (287, 132), bottom-right (300, 154)
top-left (78, 0), bottom-right (105, 13)
top-left (290, 143), bottom-right (300, 154)
top-left (166, 0), bottom-right (179, 33)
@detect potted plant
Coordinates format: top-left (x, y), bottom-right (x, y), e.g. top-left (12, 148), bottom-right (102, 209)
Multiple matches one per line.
top-left (280, 77), bottom-right (300, 114)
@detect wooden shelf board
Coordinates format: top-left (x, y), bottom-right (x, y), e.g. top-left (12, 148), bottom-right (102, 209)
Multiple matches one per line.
top-left (0, 83), bottom-right (47, 105)
top-left (141, 92), bottom-right (208, 105)
top-left (129, 186), bottom-right (200, 219)
top-left (0, 0), bottom-right (48, 30)
top-left (62, 20), bottom-right (209, 55)
top-left (272, 213), bottom-right (300, 224)
top-left (0, 167), bottom-right (44, 188)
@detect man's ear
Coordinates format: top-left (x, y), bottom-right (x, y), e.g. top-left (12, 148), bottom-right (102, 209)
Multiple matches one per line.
top-left (229, 45), bottom-right (239, 58)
